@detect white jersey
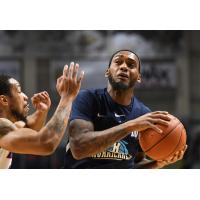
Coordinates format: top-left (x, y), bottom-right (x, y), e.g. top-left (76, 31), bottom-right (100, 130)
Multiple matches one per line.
top-left (0, 148), bottom-right (12, 169)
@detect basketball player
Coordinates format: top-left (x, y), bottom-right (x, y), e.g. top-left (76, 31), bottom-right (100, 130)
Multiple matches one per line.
top-left (65, 50), bottom-right (187, 169)
top-left (0, 62), bottom-right (84, 168)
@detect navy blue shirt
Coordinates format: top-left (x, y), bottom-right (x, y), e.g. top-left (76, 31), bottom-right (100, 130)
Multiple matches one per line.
top-left (64, 88), bottom-right (151, 168)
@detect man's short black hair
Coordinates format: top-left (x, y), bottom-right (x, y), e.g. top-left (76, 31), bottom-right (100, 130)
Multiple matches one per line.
top-left (108, 49), bottom-right (141, 72)
top-left (0, 74), bottom-right (12, 96)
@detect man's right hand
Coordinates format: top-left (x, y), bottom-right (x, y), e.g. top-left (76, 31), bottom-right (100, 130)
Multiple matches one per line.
top-left (31, 91), bottom-right (51, 113)
top-left (131, 111), bottom-right (171, 133)
top-left (56, 62), bottom-right (84, 100)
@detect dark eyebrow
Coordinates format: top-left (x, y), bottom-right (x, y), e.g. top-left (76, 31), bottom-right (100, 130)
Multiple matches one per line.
top-left (113, 55), bottom-right (123, 59)
top-left (127, 57), bottom-right (137, 63)
top-left (114, 56), bottom-right (137, 64)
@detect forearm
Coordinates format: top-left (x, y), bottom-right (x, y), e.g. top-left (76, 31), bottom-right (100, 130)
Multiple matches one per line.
top-left (39, 97), bottom-right (73, 152)
top-left (70, 120), bottom-right (137, 159)
top-left (26, 110), bottom-right (48, 131)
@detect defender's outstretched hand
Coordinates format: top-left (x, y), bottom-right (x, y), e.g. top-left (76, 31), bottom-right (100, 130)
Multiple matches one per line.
top-left (56, 62), bottom-right (84, 100)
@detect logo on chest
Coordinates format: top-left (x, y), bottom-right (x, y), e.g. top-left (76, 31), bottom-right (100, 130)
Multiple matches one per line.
top-left (114, 112), bottom-right (125, 123)
top-left (92, 140), bottom-right (132, 160)
top-left (130, 131), bottom-right (139, 138)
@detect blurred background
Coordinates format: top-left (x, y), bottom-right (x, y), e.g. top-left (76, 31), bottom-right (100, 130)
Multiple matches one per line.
top-left (0, 30), bottom-right (199, 169)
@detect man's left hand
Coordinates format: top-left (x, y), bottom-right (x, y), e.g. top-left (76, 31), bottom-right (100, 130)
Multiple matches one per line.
top-left (31, 91), bottom-right (51, 113)
top-left (156, 145), bottom-right (188, 168)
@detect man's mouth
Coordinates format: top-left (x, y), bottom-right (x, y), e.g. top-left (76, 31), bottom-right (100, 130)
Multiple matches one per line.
top-left (117, 73), bottom-right (129, 80)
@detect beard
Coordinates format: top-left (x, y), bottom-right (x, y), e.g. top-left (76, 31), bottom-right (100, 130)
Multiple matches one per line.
top-left (10, 108), bottom-right (27, 124)
top-left (108, 74), bottom-right (136, 90)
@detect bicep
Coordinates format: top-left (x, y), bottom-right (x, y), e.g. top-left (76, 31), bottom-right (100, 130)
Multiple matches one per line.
top-left (68, 119), bottom-right (95, 158)
top-left (69, 119), bottom-right (94, 139)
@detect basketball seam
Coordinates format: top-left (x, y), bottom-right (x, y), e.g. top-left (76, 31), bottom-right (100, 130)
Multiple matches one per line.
top-left (144, 121), bottom-right (181, 154)
top-left (163, 126), bottom-right (184, 160)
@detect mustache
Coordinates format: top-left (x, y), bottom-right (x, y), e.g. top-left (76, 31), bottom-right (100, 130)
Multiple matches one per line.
top-left (108, 74), bottom-right (135, 90)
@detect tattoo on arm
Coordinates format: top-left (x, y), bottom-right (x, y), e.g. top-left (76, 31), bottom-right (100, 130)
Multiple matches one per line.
top-left (69, 119), bottom-right (131, 157)
top-left (89, 126), bottom-right (129, 152)
top-left (46, 106), bottom-right (70, 135)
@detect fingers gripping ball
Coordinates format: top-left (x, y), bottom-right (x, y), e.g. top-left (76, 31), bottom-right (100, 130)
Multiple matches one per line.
top-left (139, 114), bottom-right (187, 160)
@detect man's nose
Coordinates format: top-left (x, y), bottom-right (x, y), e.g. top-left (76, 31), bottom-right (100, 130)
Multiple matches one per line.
top-left (23, 92), bottom-right (28, 101)
top-left (119, 62), bottom-right (128, 71)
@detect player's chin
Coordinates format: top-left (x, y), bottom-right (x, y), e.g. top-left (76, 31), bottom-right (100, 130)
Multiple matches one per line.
top-left (115, 78), bottom-right (127, 84)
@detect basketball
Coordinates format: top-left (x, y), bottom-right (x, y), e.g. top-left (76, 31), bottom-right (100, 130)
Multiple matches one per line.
top-left (139, 114), bottom-right (187, 161)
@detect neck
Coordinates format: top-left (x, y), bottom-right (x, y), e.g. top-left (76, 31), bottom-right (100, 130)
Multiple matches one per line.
top-left (107, 84), bottom-right (134, 106)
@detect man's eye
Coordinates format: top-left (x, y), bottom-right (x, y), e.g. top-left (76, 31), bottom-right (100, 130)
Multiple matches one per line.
top-left (129, 63), bottom-right (135, 69)
top-left (115, 60), bottom-right (122, 65)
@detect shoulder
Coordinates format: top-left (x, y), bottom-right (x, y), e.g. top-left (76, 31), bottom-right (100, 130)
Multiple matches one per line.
top-left (78, 88), bottom-right (104, 97)
top-left (133, 97), bottom-right (151, 114)
top-left (0, 118), bottom-right (17, 138)
top-left (0, 118), bottom-right (15, 127)
top-left (75, 88), bottom-right (104, 103)
top-left (70, 89), bottom-right (104, 122)
top-left (76, 89), bottom-right (95, 99)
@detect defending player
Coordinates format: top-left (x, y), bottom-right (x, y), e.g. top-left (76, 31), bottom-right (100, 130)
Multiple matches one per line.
top-left (0, 62), bottom-right (84, 168)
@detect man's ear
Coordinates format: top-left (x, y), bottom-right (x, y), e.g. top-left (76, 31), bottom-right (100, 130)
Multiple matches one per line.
top-left (105, 67), bottom-right (110, 78)
top-left (137, 74), bottom-right (142, 83)
top-left (0, 95), bottom-right (9, 106)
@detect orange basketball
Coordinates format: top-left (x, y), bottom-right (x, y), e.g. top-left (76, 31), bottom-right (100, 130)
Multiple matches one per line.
top-left (139, 114), bottom-right (187, 160)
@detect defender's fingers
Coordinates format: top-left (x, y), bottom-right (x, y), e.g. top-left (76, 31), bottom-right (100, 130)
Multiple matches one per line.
top-left (57, 76), bottom-right (63, 84)
top-left (63, 65), bottom-right (69, 77)
top-left (69, 62), bottom-right (74, 79)
top-left (77, 71), bottom-right (84, 84)
top-left (73, 63), bottom-right (79, 80)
